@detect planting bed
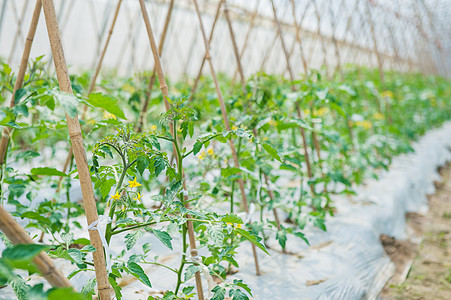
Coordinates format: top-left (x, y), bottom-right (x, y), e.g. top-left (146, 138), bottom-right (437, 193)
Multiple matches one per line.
top-left (1, 53), bottom-right (451, 300)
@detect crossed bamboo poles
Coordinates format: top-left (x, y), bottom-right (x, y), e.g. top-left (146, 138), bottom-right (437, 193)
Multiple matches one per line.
top-left (0, 0), bottom-right (443, 299)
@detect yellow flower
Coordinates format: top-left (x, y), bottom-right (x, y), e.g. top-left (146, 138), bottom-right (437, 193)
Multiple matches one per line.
top-left (207, 148), bottom-right (214, 156)
top-left (268, 119), bottom-right (277, 126)
top-left (315, 107), bottom-right (328, 117)
top-left (303, 109), bottom-right (310, 116)
top-left (103, 111), bottom-right (116, 120)
top-left (381, 91), bottom-right (393, 98)
top-left (355, 120), bottom-right (373, 130)
top-left (198, 151), bottom-right (206, 160)
top-left (110, 191), bottom-right (121, 200)
top-left (122, 83), bottom-right (135, 93)
top-left (226, 222), bottom-right (242, 228)
top-left (150, 125), bottom-right (157, 131)
top-left (122, 206), bottom-right (126, 212)
top-left (232, 125), bottom-right (238, 131)
top-left (133, 192), bottom-right (142, 202)
top-left (373, 112), bottom-right (384, 120)
top-left (128, 177), bottom-right (142, 188)
top-left (87, 119), bottom-right (96, 125)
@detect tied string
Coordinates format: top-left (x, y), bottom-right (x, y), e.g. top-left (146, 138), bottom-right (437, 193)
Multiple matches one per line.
top-left (183, 249), bottom-right (215, 297)
top-left (88, 215), bottom-right (112, 273)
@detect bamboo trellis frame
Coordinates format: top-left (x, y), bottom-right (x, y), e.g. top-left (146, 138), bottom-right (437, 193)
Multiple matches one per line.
top-left (2, 0), bottom-right (449, 80)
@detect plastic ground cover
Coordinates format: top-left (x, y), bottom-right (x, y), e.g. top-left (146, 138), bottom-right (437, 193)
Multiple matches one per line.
top-left (2, 121), bottom-right (451, 299)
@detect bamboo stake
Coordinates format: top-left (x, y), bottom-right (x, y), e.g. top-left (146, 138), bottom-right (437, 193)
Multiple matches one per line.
top-left (90, 0), bottom-right (113, 69)
top-left (259, 32), bottom-right (279, 73)
top-left (222, 0), bottom-right (245, 93)
top-left (311, 0), bottom-right (328, 76)
top-left (7, 0), bottom-right (30, 64)
top-left (270, 0), bottom-right (314, 195)
top-left (231, 1), bottom-right (260, 84)
top-left (136, 0), bottom-right (174, 133)
top-left (0, 0), bottom-right (8, 43)
top-left (0, 0), bottom-right (42, 165)
top-left (365, 0), bottom-right (385, 86)
top-left (222, 0), bottom-right (283, 248)
top-left (41, 1), bottom-right (111, 299)
top-left (0, 204), bottom-right (72, 288)
top-left (328, 0), bottom-right (344, 80)
top-left (190, 0), bottom-right (223, 99)
top-left (191, 0), bottom-right (261, 276)
top-left (137, 1), bottom-right (205, 297)
top-left (87, 0), bottom-right (123, 96)
top-left (289, 0), bottom-right (309, 74)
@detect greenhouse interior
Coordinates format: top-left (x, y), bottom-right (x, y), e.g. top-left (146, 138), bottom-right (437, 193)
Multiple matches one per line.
top-left (0, 0), bottom-right (451, 299)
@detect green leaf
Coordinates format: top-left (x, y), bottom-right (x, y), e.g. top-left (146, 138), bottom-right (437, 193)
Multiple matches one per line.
top-left (3, 63), bottom-right (11, 75)
top-left (3, 244), bottom-right (49, 273)
top-left (221, 214), bottom-right (244, 224)
top-left (17, 150), bottom-right (40, 160)
top-left (276, 230), bottom-right (287, 249)
top-left (48, 288), bottom-right (87, 300)
top-left (108, 276), bottom-right (122, 300)
top-left (151, 228), bottom-right (172, 250)
top-left (230, 288), bottom-right (249, 300)
top-left (261, 143), bottom-right (282, 162)
top-left (193, 141), bottom-right (203, 155)
top-left (21, 211), bottom-right (51, 225)
top-left (88, 93), bottom-right (126, 119)
top-left (137, 156), bottom-right (150, 175)
top-left (313, 218), bottom-right (327, 231)
top-left (235, 228), bottom-right (269, 255)
top-left (127, 261), bottom-right (151, 287)
top-left (232, 279), bottom-right (252, 296)
top-left (211, 286), bottom-right (226, 300)
top-left (207, 225), bottom-right (224, 247)
top-left (294, 232), bottom-right (310, 246)
top-left (125, 230), bottom-right (144, 251)
top-left (13, 104), bottom-right (28, 117)
top-left (221, 167), bottom-right (241, 178)
top-left (67, 249), bottom-right (84, 265)
top-left (55, 92), bottom-right (79, 118)
top-left (31, 167), bottom-right (67, 177)
top-left (184, 264), bottom-right (202, 281)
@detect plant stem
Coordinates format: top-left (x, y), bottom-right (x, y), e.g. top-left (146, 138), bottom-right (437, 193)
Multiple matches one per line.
top-left (105, 150), bottom-right (128, 245)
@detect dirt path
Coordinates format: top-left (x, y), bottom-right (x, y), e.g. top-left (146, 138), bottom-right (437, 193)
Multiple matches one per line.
top-left (382, 164), bottom-right (451, 299)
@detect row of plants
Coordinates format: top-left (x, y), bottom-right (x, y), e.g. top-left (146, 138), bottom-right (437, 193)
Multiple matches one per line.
top-left (1, 57), bottom-right (450, 299)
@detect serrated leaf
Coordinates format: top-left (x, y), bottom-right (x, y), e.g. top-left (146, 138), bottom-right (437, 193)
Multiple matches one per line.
top-left (230, 289), bottom-right (249, 300)
top-left (207, 224), bottom-right (224, 247)
top-left (137, 156), bottom-right (150, 175)
top-left (221, 214), bottom-right (244, 224)
top-left (151, 228), bottom-right (172, 250)
top-left (125, 230), bottom-right (144, 251)
top-left (276, 230), bottom-right (287, 249)
top-left (261, 143), bottom-right (282, 162)
top-left (55, 92), bottom-right (79, 118)
top-left (127, 262), bottom-right (151, 287)
top-left (31, 167), bottom-right (67, 177)
top-left (184, 264), bottom-right (202, 281)
top-left (235, 228), bottom-right (269, 255)
top-left (88, 93), bottom-right (126, 119)
top-left (211, 286), bottom-right (226, 300)
top-left (67, 249), bottom-right (84, 265)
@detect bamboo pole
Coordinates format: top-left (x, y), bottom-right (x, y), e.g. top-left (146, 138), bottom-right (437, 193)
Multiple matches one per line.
top-left (365, 0), bottom-right (385, 86)
top-left (0, 0), bottom-right (42, 165)
top-left (311, 0), bottom-right (328, 76)
top-left (191, 0), bottom-right (261, 276)
top-left (190, 0), bottom-right (223, 99)
top-left (270, 0), bottom-right (314, 195)
top-left (90, 0), bottom-right (113, 69)
top-left (136, 0), bottom-right (174, 133)
top-left (41, 1), bottom-right (111, 299)
top-left (290, 0), bottom-right (309, 74)
top-left (231, 1), bottom-right (260, 84)
top-left (222, 0), bottom-right (246, 92)
top-left (137, 1), bottom-right (205, 298)
top-left (328, 0), bottom-right (344, 80)
top-left (8, 0), bottom-right (30, 64)
top-left (88, 0), bottom-right (123, 95)
top-left (222, 0), bottom-right (283, 248)
top-left (0, 0), bottom-right (8, 43)
top-left (0, 204), bottom-right (72, 288)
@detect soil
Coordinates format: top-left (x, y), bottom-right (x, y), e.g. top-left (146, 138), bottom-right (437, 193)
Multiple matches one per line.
top-left (381, 164), bottom-right (451, 299)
